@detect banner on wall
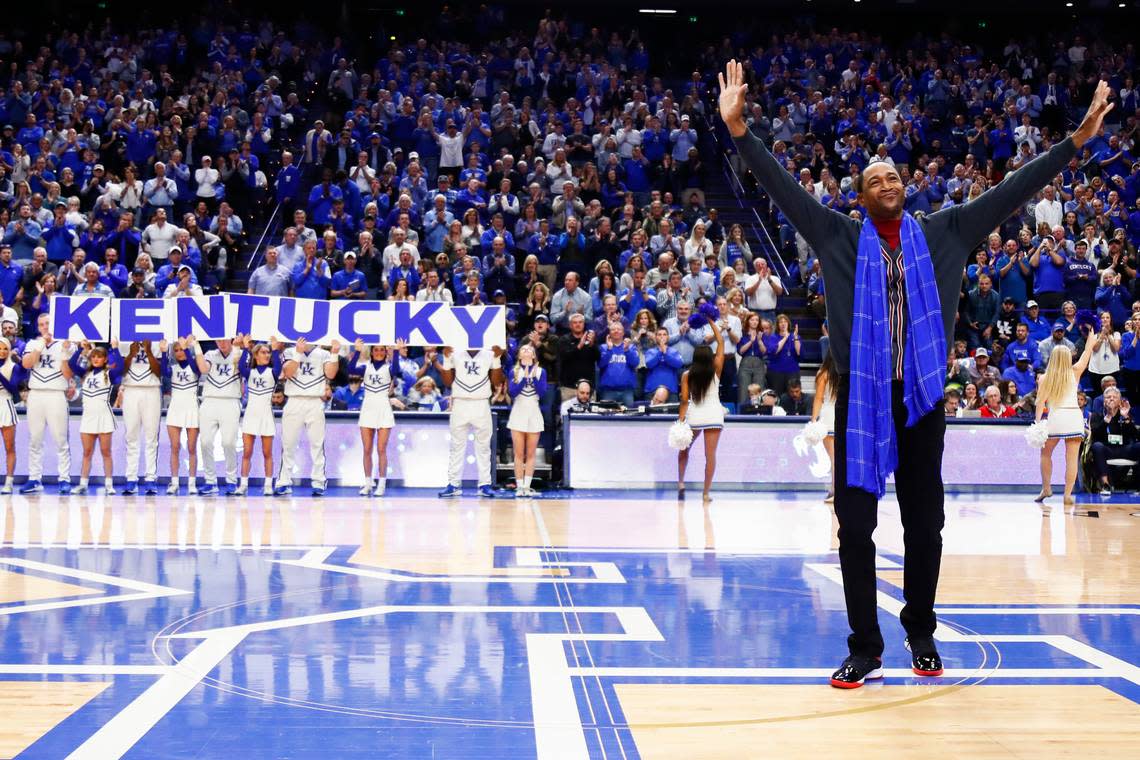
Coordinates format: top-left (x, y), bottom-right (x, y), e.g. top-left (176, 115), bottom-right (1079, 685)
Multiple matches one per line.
top-left (50, 295), bottom-right (506, 349)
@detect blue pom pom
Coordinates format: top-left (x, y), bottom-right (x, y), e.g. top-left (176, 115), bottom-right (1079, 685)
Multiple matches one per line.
top-left (687, 312), bottom-right (705, 330)
top-left (1074, 309), bottom-right (1102, 333)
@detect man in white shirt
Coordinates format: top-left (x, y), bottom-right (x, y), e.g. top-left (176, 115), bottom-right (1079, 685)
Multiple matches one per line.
top-left (436, 119), bottom-right (466, 181)
top-left (744, 257), bottom-right (784, 320)
top-left (141, 208), bottom-right (181, 263)
top-left (415, 269), bottom-right (454, 303)
top-left (1034, 185), bottom-right (1063, 230)
top-left (383, 227), bottom-right (420, 271)
top-left (276, 338), bottom-right (340, 497)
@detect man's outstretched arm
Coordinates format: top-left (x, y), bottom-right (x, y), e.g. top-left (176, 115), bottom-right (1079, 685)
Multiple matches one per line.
top-left (950, 80), bottom-right (1114, 247)
top-left (719, 61), bottom-right (845, 252)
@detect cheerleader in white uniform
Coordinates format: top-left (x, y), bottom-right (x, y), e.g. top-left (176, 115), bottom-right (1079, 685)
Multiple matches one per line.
top-left (237, 335), bottom-right (282, 496)
top-left (811, 354), bottom-right (839, 503)
top-left (0, 339), bottom-right (26, 493)
top-left (64, 342), bottom-right (123, 495)
top-left (348, 338), bottom-right (399, 496)
top-left (1036, 336), bottom-right (1097, 506)
top-left (163, 337), bottom-right (202, 494)
top-left (678, 316), bottom-right (725, 502)
top-left (507, 344), bottom-right (547, 497)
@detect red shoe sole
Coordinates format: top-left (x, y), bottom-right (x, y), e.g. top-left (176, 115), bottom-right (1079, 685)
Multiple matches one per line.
top-left (829, 678), bottom-right (864, 689)
top-left (913, 667), bottom-right (944, 676)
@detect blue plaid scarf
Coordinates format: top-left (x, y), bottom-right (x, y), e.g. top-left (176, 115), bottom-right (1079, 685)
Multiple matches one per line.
top-left (847, 214), bottom-right (946, 498)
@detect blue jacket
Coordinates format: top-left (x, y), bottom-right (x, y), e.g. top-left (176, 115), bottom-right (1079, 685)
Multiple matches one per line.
top-left (596, 342), bottom-right (640, 389)
top-left (292, 258), bottom-right (332, 299)
top-left (643, 347), bottom-right (683, 393)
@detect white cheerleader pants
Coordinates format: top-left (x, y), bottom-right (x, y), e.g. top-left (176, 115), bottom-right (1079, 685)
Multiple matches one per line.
top-left (26, 389), bottom-right (70, 483)
top-left (198, 397), bottom-right (241, 486)
top-left (121, 386), bottom-right (162, 482)
top-left (447, 398), bottom-right (493, 488)
top-left (278, 396), bottom-right (327, 489)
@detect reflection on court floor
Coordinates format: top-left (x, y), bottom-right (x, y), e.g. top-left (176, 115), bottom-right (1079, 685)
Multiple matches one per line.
top-left (0, 492), bottom-right (1137, 759)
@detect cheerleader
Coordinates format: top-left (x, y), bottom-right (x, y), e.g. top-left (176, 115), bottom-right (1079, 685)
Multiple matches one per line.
top-left (348, 338), bottom-right (398, 496)
top-left (63, 342), bottom-right (123, 495)
top-left (811, 353), bottom-right (839, 503)
top-left (0, 338), bottom-right (25, 494)
top-left (237, 335), bottom-right (282, 496)
top-left (507, 344), bottom-right (547, 497)
top-left (163, 336), bottom-right (202, 494)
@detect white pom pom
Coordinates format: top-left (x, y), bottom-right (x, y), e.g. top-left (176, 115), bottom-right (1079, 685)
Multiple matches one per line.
top-left (668, 420), bottom-right (694, 451)
top-left (803, 419), bottom-right (827, 446)
top-left (1024, 421), bottom-right (1049, 449)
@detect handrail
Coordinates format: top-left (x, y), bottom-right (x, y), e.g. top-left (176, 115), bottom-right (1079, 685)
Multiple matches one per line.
top-left (244, 199), bottom-right (284, 273)
top-left (701, 112), bottom-right (791, 281)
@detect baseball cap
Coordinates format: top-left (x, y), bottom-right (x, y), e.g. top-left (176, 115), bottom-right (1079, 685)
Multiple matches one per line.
top-left (681, 114), bottom-right (690, 121)
top-left (94, 163), bottom-right (105, 170)
top-left (492, 289), bottom-right (506, 297)
top-left (1002, 296), bottom-right (1015, 304)
top-left (534, 313), bottom-right (550, 323)
top-left (131, 267), bottom-right (145, 276)
top-left (409, 151), bottom-right (419, 160)
top-left (1052, 320), bottom-right (1067, 331)
top-left (177, 264), bottom-right (192, 273)
top-left (369, 132), bottom-right (381, 139)
top-left (54, 200), bottom-right (67, 209)
top-left (343, 251), bottom-right (357, 259)
top-left (1013, 349), bottom-right (1031, 363)
top-left (974, 347), bottom-right (989, 358)
top-left (1026, 299), bottom-right (1038, 308)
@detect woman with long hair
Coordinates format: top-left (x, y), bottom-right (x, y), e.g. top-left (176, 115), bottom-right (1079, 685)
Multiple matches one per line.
top-left (235, 336), bottom-right (281, 496)
top-left (64, 341), bottom-right (123, 495)
top-left (162, 337), bottom-right (202, 494)
top-left (678, 315), bottom-right (725, 501)
top-left (349, 339), bottom-right (398, 496)
top-left (960, 382), bottom-right (981, 412)
top-left (508, 344), bottom-right (548, 497)
top-left (763, 313), bottom-right (802, 396)
top-left (0, 338), bottom-right (23, 493)
top-left (812, 353), bottom-right (840, 503)
top-left (1036, 336), bottom-right (1097, 505)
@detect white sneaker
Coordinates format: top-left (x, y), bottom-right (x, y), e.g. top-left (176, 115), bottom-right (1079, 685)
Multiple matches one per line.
top-left (0, 482), bottom-right (11, 495)
top-left (187, 481), bottom-right (198, 495)
top-left (166, 481), bottom-right (179, 495)
top-left (233, 484), bottom-right (247, 496)
top-left (372, 481), bottom-right (386, 497)
top-left (358, 483), bottom-right (372, 497)
top-left (262, 483), bottom-right (274, 496)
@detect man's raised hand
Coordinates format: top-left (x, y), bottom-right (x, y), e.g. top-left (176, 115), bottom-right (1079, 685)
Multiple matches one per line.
top-left (1073, 80), bottom-right (1115, 149)
top-left (717, 60), bottom-right (749, 138)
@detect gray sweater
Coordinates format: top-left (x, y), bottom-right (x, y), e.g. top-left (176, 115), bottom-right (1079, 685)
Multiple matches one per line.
top-left (732, 131), bottom-right (1076, 373)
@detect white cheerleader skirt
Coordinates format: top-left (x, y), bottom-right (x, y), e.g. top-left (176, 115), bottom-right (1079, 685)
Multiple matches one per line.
top-left (240, 409), bottom-right (277, 437)
top-left (359, 397), bottom-right (395, 430)
top-left (165, 395), bottom-right (200, 429)
top-left (820, 402), bottom-right (836, 437)
top-left (0, 398), bottom-right (15, 428)
top-left (80, 403), bottom-right (116, 435)
top-left (1047, 408), bottom-right (1084, 439)
top-left (507, 397), bottom-right (545, 433)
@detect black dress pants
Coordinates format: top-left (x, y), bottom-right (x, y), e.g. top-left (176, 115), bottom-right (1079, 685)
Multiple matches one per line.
top-left (833, 374), bottom-right (946, 658)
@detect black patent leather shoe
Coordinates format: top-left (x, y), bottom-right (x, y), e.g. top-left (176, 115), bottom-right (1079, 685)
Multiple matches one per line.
top-left (829, 655), bottom-right (884, 689)
top-left (905, 637), bottom-right (944, 676)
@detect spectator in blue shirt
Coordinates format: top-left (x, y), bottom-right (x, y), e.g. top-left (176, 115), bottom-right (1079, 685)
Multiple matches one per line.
top-left (0, 247), bottom-right (22, 308)
top-left (670, 116), bottom-right (698, 162)
top-left (331, 251), bottom-right (368, 299)
top-left (995, 239), bottom-right (1031, 307)
top-left (1003, 350), bottom-right (1037, 396)
top-left (4, 204), bottom-right (44, 261)
top-left (643, 327), bottom-right (684, 403)
top-left (596, 322), bottom-right (640, 407)
top-left (274, 151), bottom-right (301, 215)
top-left (307, 170), bottom-right (343, 226)
top-left (292, 240), bottom-right (332, 299)
top-left (1001, 323), bottom-right (1041, 371)
top-left (1063, 241), bottom-right (1098, 309)
top-left (1021, 300), bottom-right (1052, 343)
top-left (1029, 232), bottom-right (1068, 310)
top-left (98, 248), bottom-right (129, 295)
top-left (1095, 269), bottom-right (1131, 330)
top-left (332, 375), bottom-right (365, 411)
top-left (247, 247), bottom-right (293, 298)
top-left (619, 269), bottom-right (657, 317)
